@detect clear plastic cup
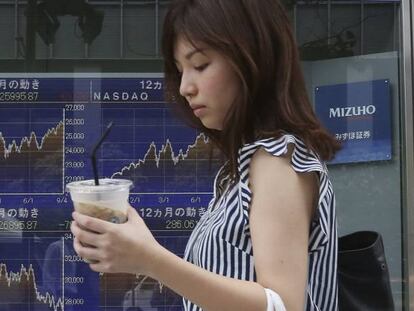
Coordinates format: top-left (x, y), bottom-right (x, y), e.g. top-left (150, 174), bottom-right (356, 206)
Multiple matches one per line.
top-left (67, 178), bottom-right (132, 263)
top-left (66, 178), bottom-right (133, 224)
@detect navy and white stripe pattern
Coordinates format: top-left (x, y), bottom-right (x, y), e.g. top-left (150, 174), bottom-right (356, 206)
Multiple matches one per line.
top-left (183, 134), bottom-right (338, 310)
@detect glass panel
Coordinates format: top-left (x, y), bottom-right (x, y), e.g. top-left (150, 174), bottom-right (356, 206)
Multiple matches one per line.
top-left (290, 0), bottom-right (404, 309)
top-left (0, 0), bottom-right (407, 310)
top-left (124, 4), bottom-right (157, 59)
top-left (52, 15), bottom-right (87, 59)
top-left (331, 4), bottom-right (362, 57)
top-left (0, 5), bottom-right (15, 58)
top-left (88, 6), bottom-right (120, 59)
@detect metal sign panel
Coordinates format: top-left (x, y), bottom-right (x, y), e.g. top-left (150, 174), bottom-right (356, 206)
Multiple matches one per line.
top-left (315, 79), bottom-right (392, 164)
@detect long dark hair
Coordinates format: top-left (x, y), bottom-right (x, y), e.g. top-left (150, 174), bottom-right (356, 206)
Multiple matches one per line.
top-left (162, 0), bottom-right (340, 180)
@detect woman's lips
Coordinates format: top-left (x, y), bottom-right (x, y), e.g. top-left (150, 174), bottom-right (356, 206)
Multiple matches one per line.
top-left (191, 105), bottom-right (206, 117)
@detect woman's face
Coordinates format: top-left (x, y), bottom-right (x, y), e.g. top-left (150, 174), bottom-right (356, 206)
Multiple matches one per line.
top-left (174, 36), bottom-right (241, 130)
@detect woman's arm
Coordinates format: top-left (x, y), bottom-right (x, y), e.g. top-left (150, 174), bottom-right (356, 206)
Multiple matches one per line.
top-left (71, 209), bottom-right (267, 311)
top-left (248, 148), bottom-right (318, 310)
top-left (70, 147), bottom-right (317, 311)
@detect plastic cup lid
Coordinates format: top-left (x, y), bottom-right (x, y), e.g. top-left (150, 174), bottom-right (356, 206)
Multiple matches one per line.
top-left (66, 178), bottom-right (133, 193)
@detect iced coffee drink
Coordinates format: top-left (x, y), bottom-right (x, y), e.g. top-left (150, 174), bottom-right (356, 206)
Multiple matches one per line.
top-left (73, 201), bottom-right (128, 224)
top-left (66, 178), bottom-right (133, 263)
top-left (66, 178), bottom-right (133, 224)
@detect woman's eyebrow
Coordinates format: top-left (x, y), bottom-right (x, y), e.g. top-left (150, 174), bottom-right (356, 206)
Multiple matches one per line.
top-left (185, 48), bottom-right (206, 60)
top-left (174, 48), bottom-right (207, 64)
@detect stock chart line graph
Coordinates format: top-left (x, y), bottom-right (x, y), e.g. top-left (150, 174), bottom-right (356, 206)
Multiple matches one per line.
top-left (0, 263), bottom-right (65, 311)
top-left (0, 105), bottom-right (64, 195)
top-left (100, 105), bottom-right (222, 194)
top-left (0, 236), bottom-right (66, 311)
top-left (111, 133), bottom-right (222, 194)
top-left (0, 235), bottom-right (100, 311)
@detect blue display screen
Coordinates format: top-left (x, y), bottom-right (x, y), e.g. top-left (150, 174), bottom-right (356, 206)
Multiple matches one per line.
top-left (0, 76), bottom-right (220, 311)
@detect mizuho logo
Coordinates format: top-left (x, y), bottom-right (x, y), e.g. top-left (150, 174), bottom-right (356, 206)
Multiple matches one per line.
top-left (329, 105), bottom-right (376, 118)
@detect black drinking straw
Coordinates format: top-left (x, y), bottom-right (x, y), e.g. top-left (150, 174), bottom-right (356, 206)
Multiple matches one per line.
top-left (91, 121), bottom-right (113, 186)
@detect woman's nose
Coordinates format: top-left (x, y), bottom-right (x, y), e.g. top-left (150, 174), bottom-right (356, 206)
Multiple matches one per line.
top-left (179, 73), bottom-right (197, 99)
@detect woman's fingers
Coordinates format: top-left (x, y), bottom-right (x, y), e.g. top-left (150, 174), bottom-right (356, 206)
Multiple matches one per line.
top-left (72, 211), bottom-right (112, 234)
top-left (127, 205), bottom-right (142, 222)
top-left (70, 207), bottom-right (154, 274)
top-left (70, 220), bottom-right (101, 247)
top-left (73, 236), bottom-right (100, 263)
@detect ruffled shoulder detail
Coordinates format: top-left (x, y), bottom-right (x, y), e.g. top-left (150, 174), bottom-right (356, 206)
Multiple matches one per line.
top-left (237, 134), bottom-right (333, 251)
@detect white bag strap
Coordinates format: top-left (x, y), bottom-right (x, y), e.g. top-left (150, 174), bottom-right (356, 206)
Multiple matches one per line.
top-left (264, 288), bottom-right (287, 311)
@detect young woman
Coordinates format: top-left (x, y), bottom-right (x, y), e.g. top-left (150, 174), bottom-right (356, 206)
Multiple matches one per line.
top-left (70, 0), bottom-right (341, 310)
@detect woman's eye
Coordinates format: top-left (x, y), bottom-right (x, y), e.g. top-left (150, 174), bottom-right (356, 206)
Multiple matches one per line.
top-left (194, 63), bottom-right (209, 71)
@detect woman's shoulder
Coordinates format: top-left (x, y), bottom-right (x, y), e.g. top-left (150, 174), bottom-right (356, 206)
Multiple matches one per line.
top-left (239, 133), bottom-right (328, 175)
top-left (248, 145), bottom-right (318, 204)
top-left (237, 134), bottom-right (336, 253)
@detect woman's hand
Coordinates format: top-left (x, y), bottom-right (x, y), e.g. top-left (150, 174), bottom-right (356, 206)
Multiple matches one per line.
top-left (70, 205), bottom-right (162, 275)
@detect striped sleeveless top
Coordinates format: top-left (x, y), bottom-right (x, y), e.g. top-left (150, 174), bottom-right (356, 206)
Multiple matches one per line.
top-left (183, 134), bottom-right (338, 310)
